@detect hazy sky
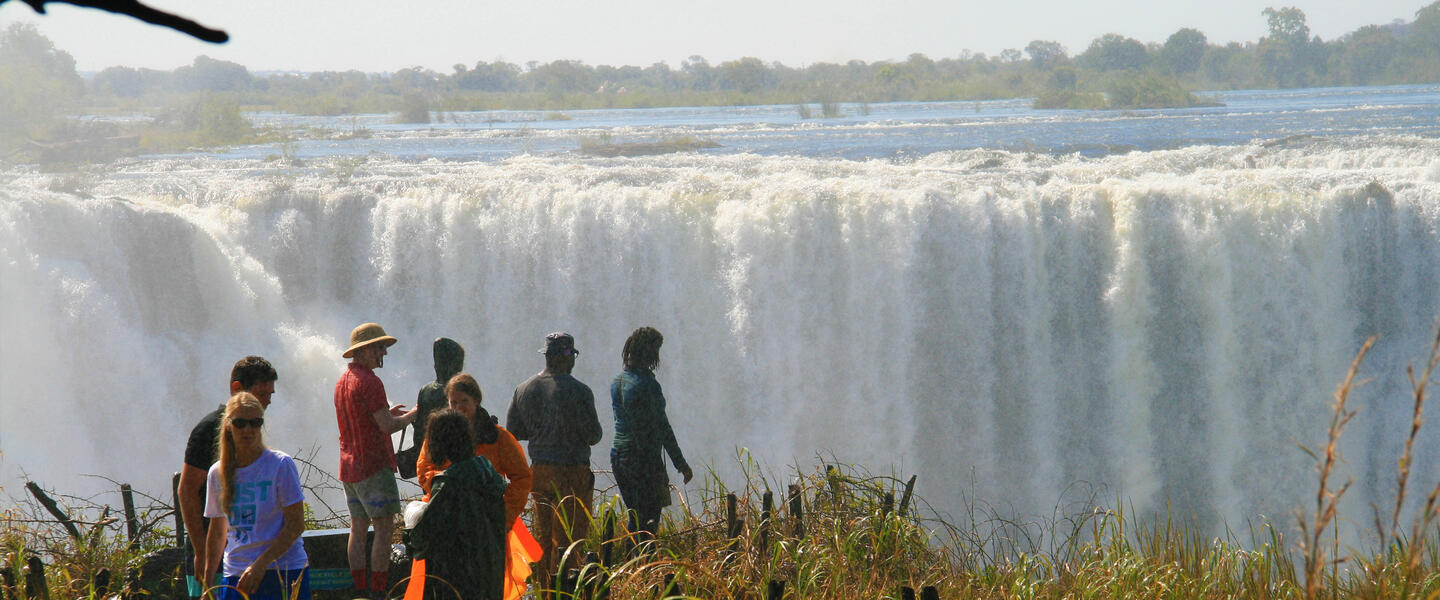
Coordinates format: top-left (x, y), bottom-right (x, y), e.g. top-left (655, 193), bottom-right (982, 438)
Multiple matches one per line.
top-left (0, 0), bottom-right (1428, 73)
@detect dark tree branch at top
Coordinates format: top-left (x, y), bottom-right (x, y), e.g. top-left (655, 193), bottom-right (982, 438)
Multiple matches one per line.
top-left (6, 0), bottom-right (228, 43)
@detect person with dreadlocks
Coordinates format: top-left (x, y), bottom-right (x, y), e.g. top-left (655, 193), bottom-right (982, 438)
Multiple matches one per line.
top-left (609, 326), bottom-right (693, 543)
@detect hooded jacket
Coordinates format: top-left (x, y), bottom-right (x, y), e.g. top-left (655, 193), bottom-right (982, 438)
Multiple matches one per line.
top-left (409, 455), bottom-right (507, 600)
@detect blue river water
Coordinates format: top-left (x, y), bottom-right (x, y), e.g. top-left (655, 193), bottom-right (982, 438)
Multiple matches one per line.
top-left (170, 84), bottom-right (1440, 162)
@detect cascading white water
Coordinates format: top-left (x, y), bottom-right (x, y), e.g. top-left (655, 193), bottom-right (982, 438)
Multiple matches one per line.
top-left (3, 136), bottom-right (1439, 540)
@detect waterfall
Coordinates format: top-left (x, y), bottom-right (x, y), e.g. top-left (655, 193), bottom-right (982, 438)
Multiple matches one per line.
top-left (3, 137), bottom-right (1439, 539)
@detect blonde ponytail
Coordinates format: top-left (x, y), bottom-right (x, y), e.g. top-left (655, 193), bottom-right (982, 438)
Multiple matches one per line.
top-left (217, 392), bottom-right (265, 516)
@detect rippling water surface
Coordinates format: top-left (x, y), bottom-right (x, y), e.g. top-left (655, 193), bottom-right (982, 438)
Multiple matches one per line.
top-left (155, 84), bottom-right (1440, 162)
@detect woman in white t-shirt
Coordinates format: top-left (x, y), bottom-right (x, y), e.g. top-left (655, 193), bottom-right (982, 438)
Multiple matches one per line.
top-left (202, 392), bottom-right (309, 600)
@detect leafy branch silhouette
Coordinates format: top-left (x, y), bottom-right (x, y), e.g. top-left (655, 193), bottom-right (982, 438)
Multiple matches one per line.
top-left (5, 0), bottom-right (227, 43)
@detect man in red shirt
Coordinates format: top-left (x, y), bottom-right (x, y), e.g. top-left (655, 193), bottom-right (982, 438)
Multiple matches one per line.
top-left (334, 323), bottom-right (418, 599)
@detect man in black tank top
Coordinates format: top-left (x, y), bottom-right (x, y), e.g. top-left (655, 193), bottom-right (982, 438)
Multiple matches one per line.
top-left (178, 356), bottom-right (278, 599)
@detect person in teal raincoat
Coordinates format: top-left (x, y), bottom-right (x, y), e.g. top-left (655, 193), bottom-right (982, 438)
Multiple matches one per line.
top-left (610, 327), bottom-right (694, 542)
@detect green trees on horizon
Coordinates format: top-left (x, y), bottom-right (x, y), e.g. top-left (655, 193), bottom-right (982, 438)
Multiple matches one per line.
top-left (0, 23), bottom-right (83, 152)
top-left (0, 23), bottom-right (258, 161)
top-left (12, 4), bottom-right (1440, 117)
top-left (82, 4), bottom-right (1438, 110)
top-left (1, 3), bottom-right (1437, 157)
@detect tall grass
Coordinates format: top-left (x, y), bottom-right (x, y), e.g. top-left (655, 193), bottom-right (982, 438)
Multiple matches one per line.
top-left (536, 328), bottom-right (1440, 599)
top-left (533, 460), bottom-right (1311, 599)
top-left (1, 482), bottom-right (176, 600)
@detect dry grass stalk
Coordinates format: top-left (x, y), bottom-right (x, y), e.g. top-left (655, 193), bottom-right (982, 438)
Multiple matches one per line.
top-left (1300, 336), bottom-right (1373, 600)
top-left (1400, 324), bottom-right (1440, 576)
top-left (1390, 325), bottom-right (1440, 541)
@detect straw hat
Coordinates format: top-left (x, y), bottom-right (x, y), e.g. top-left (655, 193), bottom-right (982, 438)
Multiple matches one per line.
top-left (343, 322), bottom-right (397, 358)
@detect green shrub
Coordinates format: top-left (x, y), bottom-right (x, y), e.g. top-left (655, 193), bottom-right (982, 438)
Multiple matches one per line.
top-left (1034, 89), bottom-right (1107, 109)
top-left (1102, 72), bottom-right (1216, 108)
top-left (394, 93), bottom-right (431, 124)
top-left (133, 93), bottom-right (254, 152)
top-left (191, 93), bottom-right (252, 145)
top-left (0, 24), bottom-right (84, 155)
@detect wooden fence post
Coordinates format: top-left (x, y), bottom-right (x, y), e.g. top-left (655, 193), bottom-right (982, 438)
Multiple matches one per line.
top-left (589, 549), bottom-right (611, 600)
top-left (787, 484), bottom-right (804, 538)
top-left (760, 490), bottom-right (773, 553)
top-left (882, 492), bottom-right (894, 517)
top-left (121, 484), bottom-right (139, 550)
top-left (172, 472), bottom-right (186, 548)
top-left (24, 483), bottom-right (81, 542)
top-left (898, 475), bottom-right (917, 516)
top-left (552, 546), bottom-right (568, 597)
top-left (726, 493), bottom-right (741, 539)
top-left (899, 585), bottom-right (916, 600)
top-left (825, 465), bottom-right (841, 505)
top-left (725, 492), bottom-right (743, 560)
top-left (559, 567), bottom-right (578, 600)
top-left (600, 511), bottom-right (615, 565)
top-left (920, 585), bottom-right (939, 600)
top-left (87, 507), bottom-right (110, 551)
top-left (582, 552), bottom-right (603, 600)
top-left (23, 557), bottom-right (47, 600)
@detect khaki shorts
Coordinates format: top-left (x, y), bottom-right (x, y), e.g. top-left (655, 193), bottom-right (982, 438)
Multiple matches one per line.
top-left (343, 468), bottom-right (402, 519)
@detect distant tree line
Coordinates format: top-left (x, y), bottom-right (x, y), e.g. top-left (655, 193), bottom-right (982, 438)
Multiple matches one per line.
top-left (1, 25), bottom-right (257, 161)
top-left (2, 3), bottom-right (1437, 160)
top-left (71, 3), bottom-right (1438, 114)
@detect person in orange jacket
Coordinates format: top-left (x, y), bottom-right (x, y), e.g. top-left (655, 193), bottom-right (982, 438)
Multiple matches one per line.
top-left (416, 373), bottom-right (532, 524)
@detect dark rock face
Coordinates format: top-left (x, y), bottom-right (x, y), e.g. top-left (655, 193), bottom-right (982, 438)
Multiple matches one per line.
top-left (134, 546), bottom-right (186, 599)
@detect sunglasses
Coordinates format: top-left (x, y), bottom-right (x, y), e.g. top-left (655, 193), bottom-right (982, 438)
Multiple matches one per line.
top-left (231, 417), bottom-right (265, 429)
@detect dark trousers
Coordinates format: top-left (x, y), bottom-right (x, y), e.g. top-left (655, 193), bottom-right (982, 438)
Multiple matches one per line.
top-left (627, 505), bottom-right (662, 544)
top-left (611, 447), bottom-right (668, 543)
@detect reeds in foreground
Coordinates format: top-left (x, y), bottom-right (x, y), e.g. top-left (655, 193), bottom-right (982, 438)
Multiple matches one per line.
top-left (1296, 336), bottom-right (1370, 600)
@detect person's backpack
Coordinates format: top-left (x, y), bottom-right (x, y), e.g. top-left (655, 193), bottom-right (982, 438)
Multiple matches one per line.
top-left (396, 425), bottom-right (420, 479)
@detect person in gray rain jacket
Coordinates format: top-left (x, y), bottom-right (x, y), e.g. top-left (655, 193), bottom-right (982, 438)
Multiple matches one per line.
top-left (506, 331), bottom-right (602, 595)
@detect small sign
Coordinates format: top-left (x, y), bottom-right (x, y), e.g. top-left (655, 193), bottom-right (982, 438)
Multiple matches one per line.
top-left (309, 568), bottom-right (351, 591)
